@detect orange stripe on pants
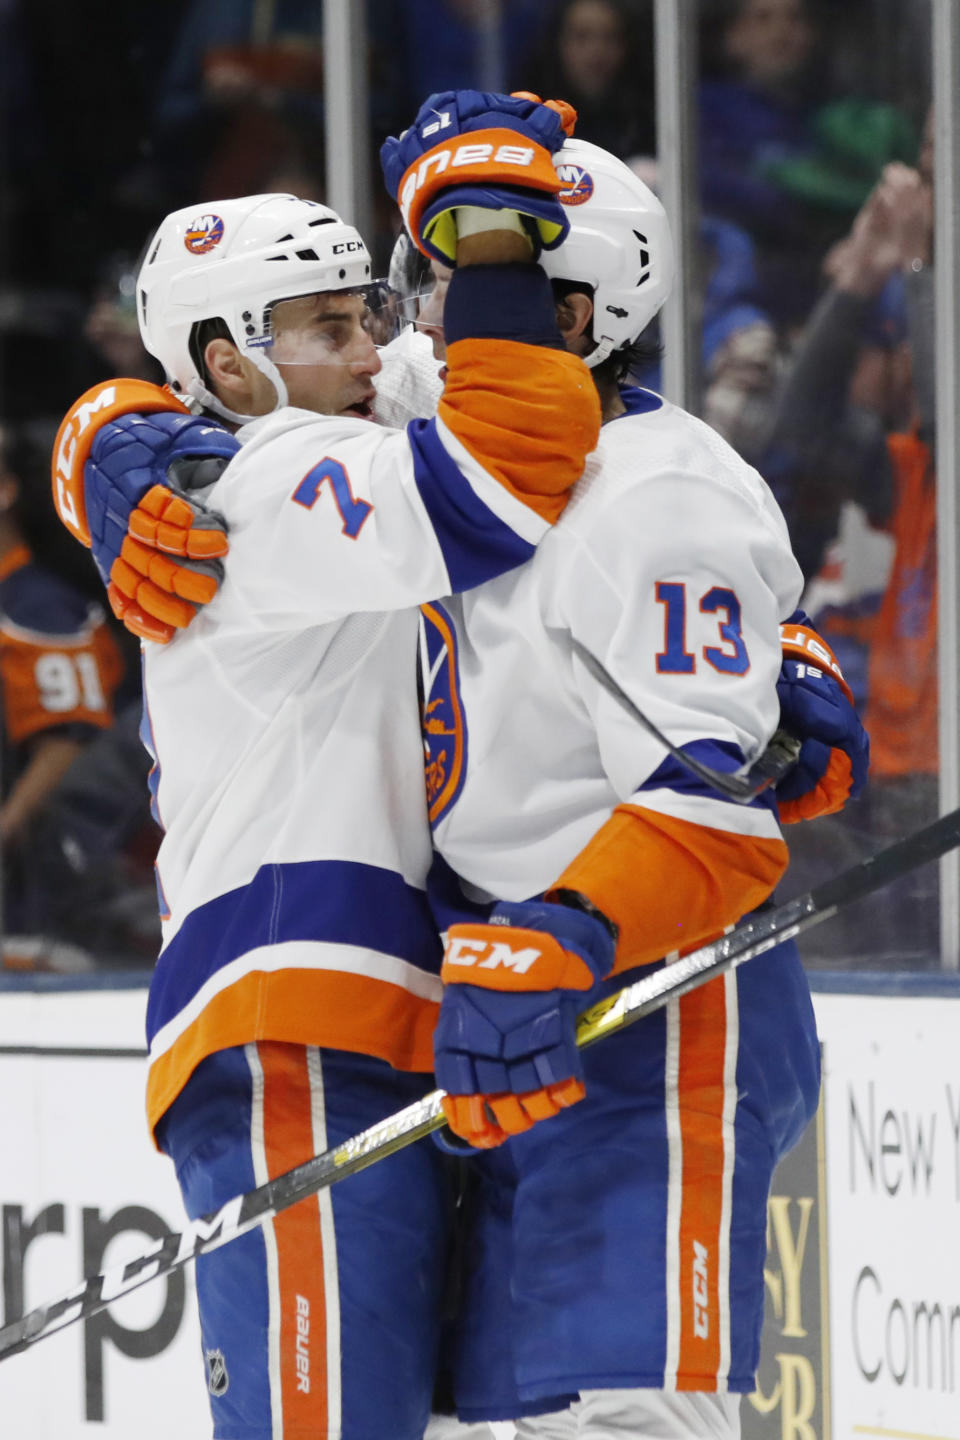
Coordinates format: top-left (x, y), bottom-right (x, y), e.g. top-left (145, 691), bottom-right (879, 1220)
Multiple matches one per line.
top-left (675, 974), bottom-right (733, 1390)
top-left (259, 1041), bottom-right (335, 1438)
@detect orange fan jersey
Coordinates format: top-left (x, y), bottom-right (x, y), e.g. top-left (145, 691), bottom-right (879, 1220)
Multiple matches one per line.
top-left (0, 545), bottom-right (124, 750)
top-left (863, 430), bottom-right (938, 777)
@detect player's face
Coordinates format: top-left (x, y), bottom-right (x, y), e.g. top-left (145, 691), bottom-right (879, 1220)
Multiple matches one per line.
top-left (269, 291), bottom-right (382, 419)
top-left (417, 261), bottom-right (451, 363)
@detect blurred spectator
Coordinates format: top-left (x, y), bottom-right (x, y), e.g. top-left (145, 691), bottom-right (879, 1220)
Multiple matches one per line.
top-left (369, 0), bottom-right (552, 145)
top-left (82, 255), bottom-right (163, 386)
top-left (689, 214), bottom-right (781, 461)
top-left (629, 159), bottom-right (781, 462)
top-left (148, 0), bottom-right (327, 208)
top-left (515, 0), bottom-right (655, 159)
top-left (0, 422), bottom-right (129, 966)
top-left (154, 0), bottom-right (325, 135)
top-left (698, 0), bottom-right (916, 327)
top-left (766, 131), bottom-right (939, 964)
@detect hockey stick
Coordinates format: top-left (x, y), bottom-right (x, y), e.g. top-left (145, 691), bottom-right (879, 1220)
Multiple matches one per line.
top-left (2, 804), bottom-right (959, 1362)
top-left (570, 638), bottom-right (801, 804)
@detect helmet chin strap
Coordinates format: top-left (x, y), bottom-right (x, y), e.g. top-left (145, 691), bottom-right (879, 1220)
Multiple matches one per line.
top-left (583, 337), bottom-right (614, 369)
top-left (185, 347), bottom-right (291, 427)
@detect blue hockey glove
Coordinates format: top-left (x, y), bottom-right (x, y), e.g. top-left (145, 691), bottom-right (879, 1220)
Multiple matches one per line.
top-left (380, 89), bottom-right (574, 265)
top-left (776, 612), bottom-right (870, 822)
top-left (87, 412), bottom-right (238, 643)
top-left (434, 897), bottom-right (616, 1148)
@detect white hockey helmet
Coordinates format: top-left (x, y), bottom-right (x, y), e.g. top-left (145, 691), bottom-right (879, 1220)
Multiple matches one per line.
top-left (136, 193), bottom-right (374, 422)
top-left (541, 140), bottom-right (674, 368)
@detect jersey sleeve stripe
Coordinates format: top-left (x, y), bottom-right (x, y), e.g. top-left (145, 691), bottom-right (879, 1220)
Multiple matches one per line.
top-left (638, 741), bottom-right (775, 807)
top-left (149, 938), bottom-right (444, 1065)
top-left (146, 963), bottom-right (440, 1137)
top-left (630, 741), bottom-right (782, 838)
top-left (438, 338), bottom-right (601, 525)
top-left (630, 787), bottom-right (783, 839)
top-left (147, 858), bottom-right (443, 1045)
top-left (431, 413), bottom-right (548, 545)
top-left (407, 419), bottom-right (536, 590)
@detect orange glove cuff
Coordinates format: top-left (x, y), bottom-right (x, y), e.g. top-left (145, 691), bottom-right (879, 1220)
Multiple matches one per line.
top-left (779, 621), bottom-right (854, 705)
top-left (441, 923), bottom-right (597, 993)
top-left (397, 127), bottom-right (562, 256)
top-left (52, 380), bottom-right (189, 547)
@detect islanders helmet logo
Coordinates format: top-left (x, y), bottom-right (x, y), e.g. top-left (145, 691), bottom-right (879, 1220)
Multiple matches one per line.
top-left (556, 164), bottom-right (594, 206)
top-left (184, 214), bottom-right (225, 254)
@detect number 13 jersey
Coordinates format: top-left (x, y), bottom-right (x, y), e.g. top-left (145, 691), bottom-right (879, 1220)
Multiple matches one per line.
top-left (424, 386), bottom-right (804, 911)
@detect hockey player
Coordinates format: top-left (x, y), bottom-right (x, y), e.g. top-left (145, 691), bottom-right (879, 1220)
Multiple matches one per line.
top-left (53, 112), bottom-right (867, 1438)
top-left (415, 139), bottom-right (866, 1436)
top-left (50, 91), bottom-right (603, 1440)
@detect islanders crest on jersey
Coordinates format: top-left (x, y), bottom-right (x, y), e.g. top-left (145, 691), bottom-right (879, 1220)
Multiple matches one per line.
top-left (419, 602), bottom-right (467, 828)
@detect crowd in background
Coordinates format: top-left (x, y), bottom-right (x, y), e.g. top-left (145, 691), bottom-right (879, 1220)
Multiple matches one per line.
top-left (0, 0), bottom-right (939, 970)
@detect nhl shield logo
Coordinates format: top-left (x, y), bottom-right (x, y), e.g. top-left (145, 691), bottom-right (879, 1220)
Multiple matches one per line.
top-left (184, 213), bottom-right (225, 254)
top-left (206, 1348), bottom-right (229, 1396)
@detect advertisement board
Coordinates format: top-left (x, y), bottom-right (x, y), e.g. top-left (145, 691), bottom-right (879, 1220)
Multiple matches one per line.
top-left (2, 980), bottom-right (959, 1439)
top-left (0, 985), bottom-right (208, 1438)
top-left (814, 990), bottom-right (960, 1440)
top-left (744, 1080), bottom-right (831, 1439)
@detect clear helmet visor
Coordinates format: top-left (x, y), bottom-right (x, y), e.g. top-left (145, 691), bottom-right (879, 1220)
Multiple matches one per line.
top-left (385, 231), bottom-right (449, 342)
top-left (369, 274), bottom-right (447, 344)
top-left (409, 270), bottom-right (447, 339)
top-left (252, 282), bottom-right (403, 366)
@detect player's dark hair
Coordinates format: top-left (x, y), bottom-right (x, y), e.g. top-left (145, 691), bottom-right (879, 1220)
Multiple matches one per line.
top-left (551, 278), bottom-right (662, 384)
top-left (599, 333), bottom-right (663, 386)
top-left (189, 316), bottom-right (235, 390)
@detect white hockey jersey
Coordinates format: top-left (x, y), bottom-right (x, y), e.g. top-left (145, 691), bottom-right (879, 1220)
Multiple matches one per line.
top-left (423, 385), bottom-right (804, 957)
top-left (141, 328), bottom-right (600, 1131)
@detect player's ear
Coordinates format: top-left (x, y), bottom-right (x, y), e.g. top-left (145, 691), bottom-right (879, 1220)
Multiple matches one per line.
top-left (203, 337), bottom-right (246, 387)
top-left (555, 291), bottom-right (594, 350)
top-left (203, 338), bottom-right (273, 412)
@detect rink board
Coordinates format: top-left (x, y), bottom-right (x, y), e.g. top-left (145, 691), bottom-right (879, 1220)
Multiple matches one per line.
top-left (0, 976), bottom-right (958, 1440)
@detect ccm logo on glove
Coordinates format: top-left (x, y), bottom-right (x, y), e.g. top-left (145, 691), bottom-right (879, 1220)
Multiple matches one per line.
top-left (445, 934), bottom-right (544, 974)
top-left (441, 923), bottom-right (600, 993)
top-left (54, 384), bottom-right (120, 540)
